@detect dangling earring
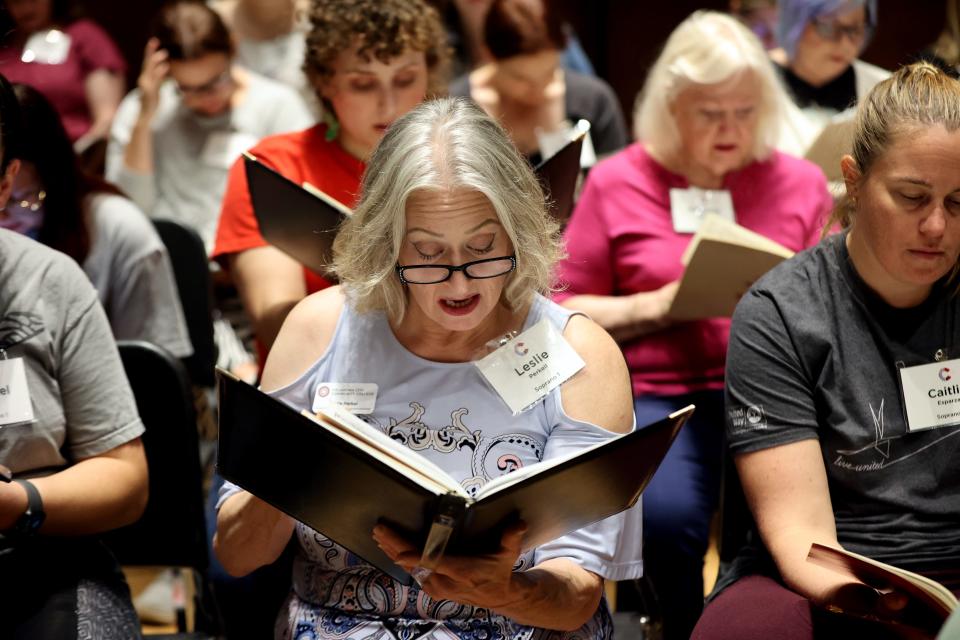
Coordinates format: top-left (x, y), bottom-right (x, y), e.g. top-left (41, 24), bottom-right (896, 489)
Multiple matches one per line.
top-left (323, 107), bottom-right (340, 142)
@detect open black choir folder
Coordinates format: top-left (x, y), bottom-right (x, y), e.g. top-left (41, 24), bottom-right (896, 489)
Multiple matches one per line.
top-left (244, 152), bottom-right (351, 276)
top-left (534, 120), bottom-right (587, 226)
top-left (216, 369), bottom-right (693, 584)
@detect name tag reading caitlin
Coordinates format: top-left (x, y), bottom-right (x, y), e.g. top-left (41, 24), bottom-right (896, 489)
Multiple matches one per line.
top-left (899, 357), bottom-right (960, 432)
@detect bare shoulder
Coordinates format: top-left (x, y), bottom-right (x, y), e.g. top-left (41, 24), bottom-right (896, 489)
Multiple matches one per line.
top-left (559, 313), bottom-right (633, 434)
top-left (260, 286), bottom-right (346, 391)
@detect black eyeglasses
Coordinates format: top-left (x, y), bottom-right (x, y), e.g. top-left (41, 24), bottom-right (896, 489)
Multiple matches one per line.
top-left (395, 255), bottom-right (516, 285)
top-left (811, 17), bottom-right (868, 43)
top-left (175, 69), bottom-right (233, 99)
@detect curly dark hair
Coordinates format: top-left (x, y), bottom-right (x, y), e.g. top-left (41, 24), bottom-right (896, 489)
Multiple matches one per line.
top-left (303, 0), bottom-right (450, 102)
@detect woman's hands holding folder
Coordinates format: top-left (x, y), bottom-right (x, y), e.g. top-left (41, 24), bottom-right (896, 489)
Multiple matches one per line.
top-left (373, 522), bottom-right (527, 608)
top-left (373, 522), bottom-right (604, 631)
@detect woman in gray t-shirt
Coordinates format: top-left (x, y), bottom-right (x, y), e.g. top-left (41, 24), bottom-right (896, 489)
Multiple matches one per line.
top-left (0, 75), bottom-right (149, 639)
top-left (693, 62), bottom-right (960, 640)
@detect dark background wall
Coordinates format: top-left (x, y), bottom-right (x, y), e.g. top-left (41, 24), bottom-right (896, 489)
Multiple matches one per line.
top-left (83, 0), bottom-right (947, 134)
top-left (559, 0), bottom-right (947, 132)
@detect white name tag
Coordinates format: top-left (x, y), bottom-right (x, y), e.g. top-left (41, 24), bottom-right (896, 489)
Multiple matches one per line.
top-left (312, 382), bottom-right (378, 415)
top-left (201, 131), bottom-right (260, 169)
top-left (0, 358), bottom-right (35, 426)
top-left (475, 319), bottom-right (585, 415)
top-left (21, 30), bottom-right (71, 65)
top-left (899, 358), bottom-right (960, 431)
top-left (669, 187), bottom-right (735, 234)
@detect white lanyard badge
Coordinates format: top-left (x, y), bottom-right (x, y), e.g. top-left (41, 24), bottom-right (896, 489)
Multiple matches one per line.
top-left (474, 318), bottom-right (584, 415)
top-left (669, 187), bottom-right (735, 234)
top-left (899, 356), bottom-right (960, 432)
top-left (0, 352), bottom-right (35, 427)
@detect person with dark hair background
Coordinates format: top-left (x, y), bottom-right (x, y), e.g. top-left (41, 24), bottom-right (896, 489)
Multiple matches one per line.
top-left (437, 0), bottom-right (596, 78)
top-left (0, 72), bottom-right (149, 640)
top-left (5, 82), bottom-right (192, 360)
top-left (0, 0), bottom-right (125, 155)
top-left (449, 0), bottom-right (626, 164)
top-left (106, 0), bottom-right (313, 252)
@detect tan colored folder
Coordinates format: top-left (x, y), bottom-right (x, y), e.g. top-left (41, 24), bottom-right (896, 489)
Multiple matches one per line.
top-left (669, 214), bottom-right (794, 321)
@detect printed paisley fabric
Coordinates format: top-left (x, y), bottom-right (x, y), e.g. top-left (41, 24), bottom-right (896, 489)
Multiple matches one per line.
top-left (279, 409), bottom-right (612, 640)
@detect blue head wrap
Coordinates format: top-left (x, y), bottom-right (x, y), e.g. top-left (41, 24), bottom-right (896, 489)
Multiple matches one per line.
top-left (776, 0), bottom-right (877, 61)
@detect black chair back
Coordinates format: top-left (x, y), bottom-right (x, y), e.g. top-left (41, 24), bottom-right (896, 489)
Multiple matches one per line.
top-left (153, 219), bottom-right (217, 388)
top-left (104, 341), bottom-right (208, 570)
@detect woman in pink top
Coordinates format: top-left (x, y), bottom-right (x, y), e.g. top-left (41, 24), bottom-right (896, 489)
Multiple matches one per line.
top-left (555, 11), bottom-right (832, 640)
top-left (0, 0), bottom-right (125, 153)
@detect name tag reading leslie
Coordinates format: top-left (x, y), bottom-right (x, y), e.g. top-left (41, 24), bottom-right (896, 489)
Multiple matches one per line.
top-left (475, 318), bottom-right (585, 415)
top-left (0, 358), bottom-right (35, 427)
top-left (899, 357), bottom-right (960, 432)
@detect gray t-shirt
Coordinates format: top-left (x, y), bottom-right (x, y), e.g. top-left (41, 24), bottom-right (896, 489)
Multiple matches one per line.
top-left (106, 70), bottom-right (315, 251)
top-left (0, 230), bottom-right (144, 476)
top-left (725, 232), bottom-right (960, 571)
top-left (84, 193), bottom-right (193, 358)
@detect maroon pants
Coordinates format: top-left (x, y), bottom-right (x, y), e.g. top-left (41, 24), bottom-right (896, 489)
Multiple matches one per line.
top-left (691, 575), bottom-right (905, 640)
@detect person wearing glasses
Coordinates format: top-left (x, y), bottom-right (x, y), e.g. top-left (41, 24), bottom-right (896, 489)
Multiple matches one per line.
top-left (0, 73), bottom-right (149, 640)
top-left (2, 82), bottom-right (192, 360)
top-left (214, 97), bottom-right (639, 640)
top-left (105, 0), bottom-right (313, 252)
top-left (212, 0), bottom-right (451, 364)
top-left (772, 0), bottom-right (888, 120)
top-left (555, 11), bottom-right (833, 639)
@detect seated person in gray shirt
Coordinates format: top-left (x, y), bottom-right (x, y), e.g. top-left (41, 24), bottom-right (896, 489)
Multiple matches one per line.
top-left (4, 82), bottom-right (192, 359)
top-left (0, 78), bottom-right (149, 638)
top-left (106, 0), bottom-right (314, 251)
top-left (692, 62), bottom-right (960, 640)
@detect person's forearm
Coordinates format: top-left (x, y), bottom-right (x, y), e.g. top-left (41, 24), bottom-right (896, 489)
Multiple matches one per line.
top-left (122, 111), bottom-right (156, 175)
top-left (763, 526), bottom-right (861, 607)
top-left (560, 291), bottom-right (670, 343)
top-left (26, 440), bottom-right (147, 535)
top-left (214, 491), bottom-right (295, 576)
top-left (230, 248), bottom-right (308, 351)
top-left (252, 300), bottom-right (299, 352)
top-left (494, 559), bottom-right (603, 631)
top-left (79, 69), bottom-right (123, 153)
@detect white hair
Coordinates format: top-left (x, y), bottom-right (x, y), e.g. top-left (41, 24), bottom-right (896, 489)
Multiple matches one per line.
top-left (332, 97), bottom-right (563, 322)
top-left (634, 10), bottom-right (787, 162)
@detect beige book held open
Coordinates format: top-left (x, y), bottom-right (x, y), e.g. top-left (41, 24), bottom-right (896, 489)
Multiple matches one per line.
top-left (807, 543), bottom-right (958, 634)
top-left (668, 214), bottom-right (794, 321)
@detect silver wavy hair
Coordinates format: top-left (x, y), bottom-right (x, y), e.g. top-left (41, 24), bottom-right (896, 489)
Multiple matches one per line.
top-left (332, 97), bottom-right (563, 321)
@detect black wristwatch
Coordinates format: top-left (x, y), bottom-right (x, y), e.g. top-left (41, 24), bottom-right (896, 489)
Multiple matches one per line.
top-left (12, 479), bottom-right (45, 537)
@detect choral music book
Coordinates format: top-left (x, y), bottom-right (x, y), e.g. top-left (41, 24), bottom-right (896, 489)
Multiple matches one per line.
top-left (244, 152), bottom-right (351, 277)
top-left (216, 368), bottom-right (693, 585)
top-left (807, 543), bottom-right (958, 635)
top-left (533, 120), bottom-right (589, 226)
top-left (668, 214), bottom-right (794, 320)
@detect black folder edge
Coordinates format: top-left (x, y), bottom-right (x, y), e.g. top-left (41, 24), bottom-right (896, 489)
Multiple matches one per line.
top-left (534, 121), bottom-right (588, 226)
top-left (216, 369), bottom-right (443, 582)
top-left (243, 153), bottom-right (347, 277)
top-left (215, 367), bottom-right (693, 583)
